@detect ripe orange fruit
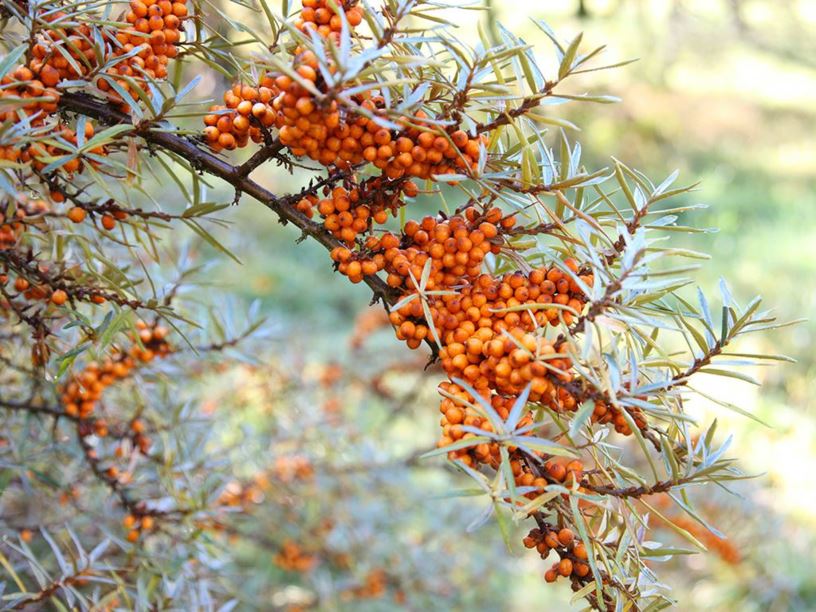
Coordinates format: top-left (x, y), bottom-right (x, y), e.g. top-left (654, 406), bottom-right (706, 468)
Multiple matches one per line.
top-left (51, 289), bottom-right (68, 305)
top-left (67, 207), bottom-right (87, 223)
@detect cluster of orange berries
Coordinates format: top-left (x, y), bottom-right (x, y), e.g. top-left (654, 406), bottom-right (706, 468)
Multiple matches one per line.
top-left (30, 123), bottom-right (106, 174)
top-left (298, 179), bottom-right (417, 247)
top-left (0, 113), bottom-right (105, 175)
top-left (25, 2), bottom-right (186, 110)
top-left (294, 0), bottom-right (364, 41)
top-left (203, 1), bottom-right (361, 157)
top-left (65, 203), bottom-right (129, 231)
top-left (438, 383), bottom-right (588, 489)
top-left (542, 458), bottom-right (585, 486)
top-left (106, 0), bottom-right (187, 91)
top-left (0, 62), bottom-right (105, 173)
top-left (26, 16), bottom-right (95, 87)
top-left (60, 322), bottom-right (171, 420)
top-left (0, 197), bottom-right (49, 249)
top-left (2, 269), bottom-right (112, 308)
top-left (331, 205), bottom-right (506, 288)
top-left (203, 83), bottom-right (277, 151)
top-left (271, 70), bottom-right (488, 179)
top-left (1, 2), bottom-right (185, 173)
top-left (274, 540), bottom-right (318, 572)
top-left (274, 70), bottom-right (488, 179)
top-left (2, 271), bottom-right (67, 306)
top-left (525, 525), bottom-right (584, 560)
top-left (206, 3), bottom-right (487, 182)
top-left (298, 185), bottom-right (369, 245)
top-left (0, 65), bottom-right (60, 127)
top-left (517, 458), bottom-right (593, 507)
top-left (522, 527), bottom-right (591, 583)
top-left (261, 38), bottom-right (490, 178)
top-left (436, 381), bottom-right (529, 468)
top-left (329, 204), bottom-right (595, 474)
top-left (591, 400), bottom-right (647, 436)
top-left (123, 512), bottom-right (155, 543)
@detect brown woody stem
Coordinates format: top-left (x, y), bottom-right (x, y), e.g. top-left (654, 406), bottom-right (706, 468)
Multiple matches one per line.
top-left (58, 93), bottom-right (399, 306)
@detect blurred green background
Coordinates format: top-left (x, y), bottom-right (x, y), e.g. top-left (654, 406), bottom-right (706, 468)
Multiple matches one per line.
top-left (184, 1), bottom-right (816, 609)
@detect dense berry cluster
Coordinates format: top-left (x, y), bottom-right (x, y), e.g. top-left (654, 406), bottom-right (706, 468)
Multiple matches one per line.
top-left (330, 205), bottom-right (503, 288)
top-left (523, 526), bottom-right (591, 583)
top-left (206, 3), bottom-right (487, 182)
top-left (59, 322), bottom-right (171, 420)
top-left (294, 0), bottom-right (364, 41)
top-left (297, 178), bottom-right (416, 248)
top-left (122, 512), bottom-right (155, 543)
top-left (275, 79), bottom-right (489, 179)
top-left (209, 66), bottom-right (488, 180)
top-left (592, 400), bottom-right (647, 436)
top-left (325, 200), bottom-right (639, 489)
top-left (524, 525), bottom-right (589, 582)
top-left (112, 0), bottom-right (186, 83)
top-left (0, 2), bottom-right (185, 175)
top-left (27, 2), bottom-right (187, 108)
top-left (203, 83), bottom-right (277, 151)
top-left (326, 199), bottom-right (608, 511)
top-left (0, 100), bottom-right (104, 175)
top-left (0, 66), bottom-right (60, 127)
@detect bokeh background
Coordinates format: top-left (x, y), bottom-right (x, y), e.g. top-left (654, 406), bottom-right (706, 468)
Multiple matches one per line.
top-left (185, 1), bottom-right (816, 609)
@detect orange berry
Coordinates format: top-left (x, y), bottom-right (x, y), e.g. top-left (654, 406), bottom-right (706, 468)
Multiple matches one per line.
top-left (296, 65), bottom-right (317, 81)
top-left (557, 528), bottom-right (574, 546)
top-left (50, 289), bottom-right (68, 306)
top-left (558, 558), bottom-right (573, 577)
top-left (67, 207), bottom-right (87, 223)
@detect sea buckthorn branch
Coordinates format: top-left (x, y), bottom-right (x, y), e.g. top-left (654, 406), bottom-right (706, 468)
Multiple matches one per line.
top-left (0, 396), bottom-right (64, 419)
top-left (0, 247), bottom-right (163, 311)
top-left (0, 2), bottom-right (790, 609)
top-left (26, 320), bottom-right (197, 542)
top-left (52, 75), bottom-right (776, 607)
top-left (0, 384), bottom-right (187, 542)
top-left (7, 567), bottom-right (95, 611)
top-left (234, 139), bottom-right (286, 177)
top-left (474, 80), bottom-right (560, 136)
top-left (582, 475), bottom-right (696, 499)
top-left (56, 91), bottom-right (401, 306)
